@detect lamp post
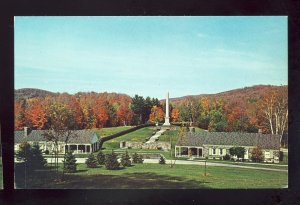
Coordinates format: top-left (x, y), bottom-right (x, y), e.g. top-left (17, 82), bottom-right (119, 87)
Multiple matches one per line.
top-left (204, 160), bottom-right (207, 176)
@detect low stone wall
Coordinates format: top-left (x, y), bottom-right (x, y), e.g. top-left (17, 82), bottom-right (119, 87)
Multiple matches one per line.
top-left (121, 141), bottom-right (171, 150)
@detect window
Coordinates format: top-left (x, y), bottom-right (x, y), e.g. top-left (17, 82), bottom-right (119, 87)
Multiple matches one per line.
top-left (220, 149), bottom-right (223, 155)
top-left (213, 148), bottom-right (216, 155)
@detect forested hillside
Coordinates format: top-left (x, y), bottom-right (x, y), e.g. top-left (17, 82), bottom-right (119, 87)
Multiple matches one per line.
top-left (14, 85), bottom-right (288, 145)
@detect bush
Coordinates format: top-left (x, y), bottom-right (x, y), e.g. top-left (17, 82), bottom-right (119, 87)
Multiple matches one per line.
top-left (159, 156), bottom-right (166, 164)
top-left (63, 151), bottom-right (77, 173)
top-left (251, 147), bottom-right (264, 163)
top-left (223, 154), bottom-right (231, 160)
top-left (132, 152), bottom-right (144, 164)
top-left (85, 153), bottom-right (98, 168)
top-left (120, 151), bottom-right (131, 167)
top-left (105, 151), bottom-right (120, 170)
top-left (16, 142), bottom-right (47, 172)
top-left (97, 151), bottom-right (105, 165)
top-left (229, 147), bottom-right (246, 159)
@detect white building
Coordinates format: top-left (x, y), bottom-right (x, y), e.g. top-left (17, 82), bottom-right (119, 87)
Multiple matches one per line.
top-left (175, 131), bottom-right (281, 163)
top-left (14, 128), bottom-right (100, 154)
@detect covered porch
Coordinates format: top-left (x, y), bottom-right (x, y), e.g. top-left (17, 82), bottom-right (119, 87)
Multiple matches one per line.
top-left (175, 146), bottom-right (203, 158)
top-left (64, 142), bottom-right (100, 154)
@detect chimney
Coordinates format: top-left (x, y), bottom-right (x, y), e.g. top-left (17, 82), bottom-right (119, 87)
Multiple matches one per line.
top-left (258, 129), bottom-right (262, 134)
top-left (24, 127), bottom-right (30, 137)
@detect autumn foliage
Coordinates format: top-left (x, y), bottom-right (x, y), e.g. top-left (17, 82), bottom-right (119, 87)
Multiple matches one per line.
top-left (15, 85), bottom-right (288, 143)
top-left (149, 106), bottom-right (165, 123)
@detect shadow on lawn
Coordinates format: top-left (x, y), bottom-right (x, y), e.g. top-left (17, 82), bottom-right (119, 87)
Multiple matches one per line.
top-left (15, 165), bottom-right (208, 189)
top-left (52, 172), bottom-right (208, 189)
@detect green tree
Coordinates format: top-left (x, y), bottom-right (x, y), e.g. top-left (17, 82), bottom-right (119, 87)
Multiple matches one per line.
top-left (131, 95), bottom-right (145, 125)
top-left (208, 110), bottom-right (227, 132)
top-left (104, 151), bottom-right (120, 170)
top-left (85, 153), bottom-right (98, 168)
top-left (120, 150), bottom-right (131, 167)
top-left (16, 142), bottom-right (47, 172)
top-left (132, 152), bottom-right (143, 164)
top-left (179, 104), bottom-right (192, 122)
top-left (63, 151), bottom-right (77, 173)
top-left (96, 151), bottom-right (105, 165)
top-left (30, 144), bottom-right (47, 170)
top-left (229, 147), bottom-right (246, 160)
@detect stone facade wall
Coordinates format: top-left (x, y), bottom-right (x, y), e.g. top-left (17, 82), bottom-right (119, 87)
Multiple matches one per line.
top-left (121, 141), bottom-right (171, 150)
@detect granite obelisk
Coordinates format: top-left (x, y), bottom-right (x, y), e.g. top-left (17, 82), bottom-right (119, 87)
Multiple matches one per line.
top-left (163, 92), bottom-right (170, 126)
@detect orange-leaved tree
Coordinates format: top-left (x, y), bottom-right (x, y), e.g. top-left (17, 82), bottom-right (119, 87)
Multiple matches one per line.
top-left (25, 98), bottom-right (47, 129)
top-left (171, 108), bottom-right (180, 122)
top-left (149, 106), bottom-right (165, 123)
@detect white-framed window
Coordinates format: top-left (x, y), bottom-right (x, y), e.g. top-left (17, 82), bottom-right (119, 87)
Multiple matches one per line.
top-left (265, 150), bottom-right (270, 158)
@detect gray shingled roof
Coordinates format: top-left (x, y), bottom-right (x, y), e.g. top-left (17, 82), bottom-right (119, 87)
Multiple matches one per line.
top-left (176, 132), bottom-right (280, 150)
top-left (15, 130), bottom-right (97, 144)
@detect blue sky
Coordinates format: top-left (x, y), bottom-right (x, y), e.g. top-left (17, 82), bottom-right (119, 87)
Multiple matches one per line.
top-left (15, 16), bottom-right (287, 99)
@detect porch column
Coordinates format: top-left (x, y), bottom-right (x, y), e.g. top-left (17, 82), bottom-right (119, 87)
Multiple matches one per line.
top-left (175, 146), bottom-right (177, 157)
top-left (197, 148), bottom-right (199, 158)
top-left (76, 144), bottom-right (79, 154)
top-left (68, 145), bottom-right (70, 153)
top-left (179, 147), bottom-right (181, 156)
top-left (85, 145), bottom-right (87, 153)
top-left (89, 145), bottom-right (92, 153)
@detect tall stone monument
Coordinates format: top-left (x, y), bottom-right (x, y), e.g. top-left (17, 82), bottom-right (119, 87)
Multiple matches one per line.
top-left (163, 92), bottom-right (171, 126)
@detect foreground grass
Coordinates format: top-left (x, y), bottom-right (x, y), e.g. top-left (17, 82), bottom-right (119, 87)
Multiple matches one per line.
top-left (15, 162), bottom-right (287, 189)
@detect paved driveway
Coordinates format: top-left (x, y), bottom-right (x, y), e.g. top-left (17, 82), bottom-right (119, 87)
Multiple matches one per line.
top-left (43, 157), bottom-right (287, 172)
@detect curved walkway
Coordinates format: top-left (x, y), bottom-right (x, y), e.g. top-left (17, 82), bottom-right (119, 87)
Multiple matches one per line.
top-left (145, 129), bottom-right (166, 143)
top-left (144, 159), bottom-right (288, 172)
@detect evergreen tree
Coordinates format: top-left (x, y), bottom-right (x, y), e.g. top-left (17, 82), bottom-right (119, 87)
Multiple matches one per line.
top-left (85, 153), bottom-right (98, 168)
top-left (97, 151), bottom-right (105, 165)
top-left (104, 151), bottom-right (120, 170)
top-left (132, 152), bottom-right (144, 164)
top-left (16, 142), bottom-right (47, 172)
top-left (30, 144), bottom-right (47, 170)
top-left (137, 154), bottom-right (144, 164)
top-left (63, 151), bottom-right (77, 173)
top-left (132, 152), bottom-right (139, 163)
top-left (120, 150), bottom-right (131, 167)
top-left (159, 156), bottom-right (166, 165)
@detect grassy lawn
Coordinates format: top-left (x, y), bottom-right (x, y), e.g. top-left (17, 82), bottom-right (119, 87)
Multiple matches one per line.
top-left (15, 162), bottom-right (288, 189)
top-left (101, 127), bottom-right (154, 149)
top-left (93, 126), bottom-right (133, 138)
